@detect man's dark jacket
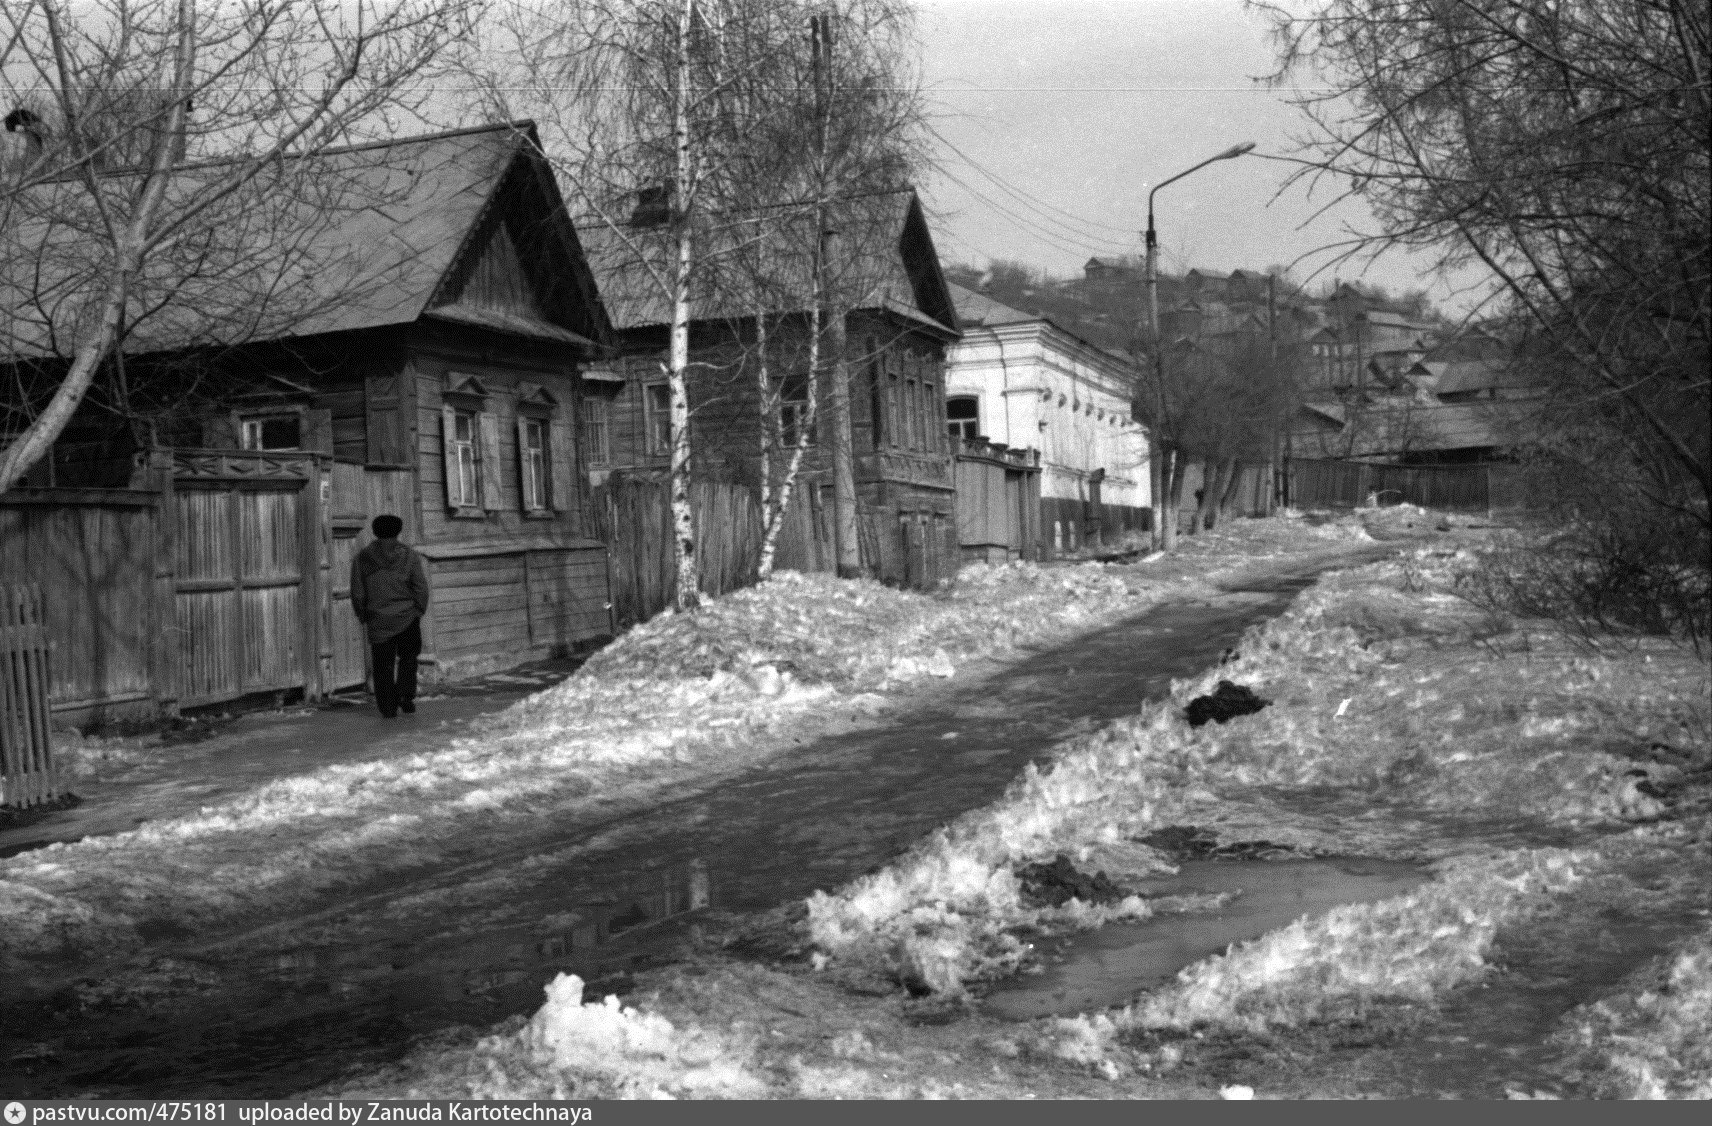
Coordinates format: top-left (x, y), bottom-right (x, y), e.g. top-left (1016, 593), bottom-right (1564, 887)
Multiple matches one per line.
top-left (350, 539), bottom-right (430, 644)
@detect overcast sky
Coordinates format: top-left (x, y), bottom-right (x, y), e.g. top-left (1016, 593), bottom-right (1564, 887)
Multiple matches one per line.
top-left (914, 0), bottom-right (1480, 308)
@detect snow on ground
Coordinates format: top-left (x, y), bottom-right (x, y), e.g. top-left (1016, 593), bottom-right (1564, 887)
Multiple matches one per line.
top-left (0, 556), bottom-right (1206, 969)
top-left (1554, 924), bottom-right (1712, 1099)
top-left (320, 537), bottom-right (1711, 1099)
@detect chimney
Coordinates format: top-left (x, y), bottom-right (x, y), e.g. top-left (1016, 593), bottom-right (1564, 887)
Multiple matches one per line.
top-left (630, 183), bottom-right (671, 228)
top-left (4, 107), bottom-right (47, 163)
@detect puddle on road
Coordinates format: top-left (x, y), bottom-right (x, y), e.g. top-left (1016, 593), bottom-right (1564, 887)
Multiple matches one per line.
top-left (984, 857), bottom-right (1427, 1021)
top-left (2, 860), bottom-right (715, 1099)
top-left (263, 859), bottom-right (713, 1005)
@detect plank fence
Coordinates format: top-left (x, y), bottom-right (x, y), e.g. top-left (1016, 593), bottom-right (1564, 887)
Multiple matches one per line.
top-left (1, 583), bottom-right (60, 808)
top-left (595, 477), bottom-right (773, 628)
top-left (1288, 458), bottom-right (1492, 513)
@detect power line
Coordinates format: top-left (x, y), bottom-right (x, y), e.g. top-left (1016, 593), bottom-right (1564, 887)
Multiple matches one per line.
top-left (933, 165), bottom-right (1136, 260)
top-left (928, 123), bottom-right (1140, 241)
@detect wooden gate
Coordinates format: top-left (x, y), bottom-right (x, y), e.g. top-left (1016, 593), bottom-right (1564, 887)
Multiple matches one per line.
top-left (171, 451), bottom-right (316, 708)
top-left (1, 583), bottom-right (59, 808)
top-left (328, 527), bottom-right (369, 691)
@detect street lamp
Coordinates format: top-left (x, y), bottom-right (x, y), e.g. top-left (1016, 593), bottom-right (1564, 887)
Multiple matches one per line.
top-left (1143, 141), bottom-right (1256, 549)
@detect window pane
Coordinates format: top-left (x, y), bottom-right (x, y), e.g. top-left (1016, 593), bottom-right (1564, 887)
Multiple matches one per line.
top-left (457, 445), bottom-right (476, 506)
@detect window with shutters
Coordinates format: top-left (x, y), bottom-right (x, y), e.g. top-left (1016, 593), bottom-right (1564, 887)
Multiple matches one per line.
top-left (448, 409), bottom-right (479, 507)
top-left (521, 417), bottom-right (548, 511)
top-left (773, 376), bottom-right (814, 450)
top-left (583, 397), bottom-right (611, 466)
top-left (240, 414), bottom-right (301, 450)
top-left (644, 382), bottom-right (672, 457)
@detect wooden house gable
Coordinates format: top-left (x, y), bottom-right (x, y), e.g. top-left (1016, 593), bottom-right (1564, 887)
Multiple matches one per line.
top-left (455, 224), bottom-right (548, 322)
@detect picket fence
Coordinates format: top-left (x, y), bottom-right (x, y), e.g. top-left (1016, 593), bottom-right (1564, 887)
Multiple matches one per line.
top-left (1, 583), bottom-right (60, 808)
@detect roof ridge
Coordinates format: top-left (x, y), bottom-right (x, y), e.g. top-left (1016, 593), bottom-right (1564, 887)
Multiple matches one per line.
top-left (56, 118), bottom-right (535, 178)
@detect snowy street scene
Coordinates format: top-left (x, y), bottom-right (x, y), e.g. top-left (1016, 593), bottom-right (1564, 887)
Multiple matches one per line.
top-left (3, 0), bottom-right (1709, 1106)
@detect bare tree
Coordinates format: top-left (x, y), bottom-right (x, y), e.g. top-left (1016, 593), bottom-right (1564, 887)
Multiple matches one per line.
top-left (477, 0), bottom-right (925, 604)
top-left (0, 0), bottom-right (479, 494)
top-left (478, 0), bottom-right (810, 612)
top-left (1256, 0), bottom-right (1710, 525)
top-left (1137, 293), bottom-right (1305, 540)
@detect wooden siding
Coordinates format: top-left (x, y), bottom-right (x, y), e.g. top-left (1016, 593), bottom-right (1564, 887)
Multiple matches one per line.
top-left (408, 335), bottom-right (589, 550)
top-left (0, 491), bottom-right (160, 717)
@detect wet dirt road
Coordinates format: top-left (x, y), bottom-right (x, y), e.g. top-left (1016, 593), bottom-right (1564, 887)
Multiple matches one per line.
top-left (1, 549), bottom-right (1396, 1098)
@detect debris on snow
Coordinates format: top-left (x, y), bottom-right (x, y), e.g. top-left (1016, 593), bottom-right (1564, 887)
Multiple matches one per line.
top-left (1016, 854), bottom-right (1126, 909)
top-left (1184, 681), bottom-right (1271, 728)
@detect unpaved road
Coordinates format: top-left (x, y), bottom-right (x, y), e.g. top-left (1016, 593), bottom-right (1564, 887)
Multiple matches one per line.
top-left (1, 546), bottom-right (1400, 1098)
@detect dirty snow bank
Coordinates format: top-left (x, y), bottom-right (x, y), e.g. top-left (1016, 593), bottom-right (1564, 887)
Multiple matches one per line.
top-left (0, 562), bottom-right (1166, 967)
top-left (806, 547), bottom-right (1710, 997)
top-left (1554, 925), bottom-right (1712, 1099)
top-left (571, 565), bottom-right (1168, 689)
top-left (1018, 846), bottom-right (1589, 1070)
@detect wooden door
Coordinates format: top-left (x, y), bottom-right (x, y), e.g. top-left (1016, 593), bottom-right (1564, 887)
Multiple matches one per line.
top-left (174, 483), bottom-right (307, 706)
top-left (329, 529), bottom-right (368, 690)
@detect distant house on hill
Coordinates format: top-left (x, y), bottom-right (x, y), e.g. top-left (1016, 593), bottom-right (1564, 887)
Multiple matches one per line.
top-left (581, 188), bottom-right (964, 589)
top-left (1, 120), bottom-right (616, 719)
top-left (1082, 256), bottom-right (1145, 285)
top-left (944, 283), bottom-right (1149, 556)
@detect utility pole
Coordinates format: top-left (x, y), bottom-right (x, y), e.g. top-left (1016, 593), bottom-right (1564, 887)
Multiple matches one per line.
top-left (1144, 141), bottom-right (1255, 553)
top-left (812, 11), bottom-right (860, 577)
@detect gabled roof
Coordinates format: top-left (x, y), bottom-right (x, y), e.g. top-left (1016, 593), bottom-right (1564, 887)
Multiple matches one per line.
top-left (950, 283), bottom-right (1038, 328)
top-left (581, 189), bottom-right (957, 339)
top-left (1, 120), bottom-right (610, 359)
top-left (948, 282), bottom-right (1132, 370)
top-left (1412, 358), bottom-right (1536, 397)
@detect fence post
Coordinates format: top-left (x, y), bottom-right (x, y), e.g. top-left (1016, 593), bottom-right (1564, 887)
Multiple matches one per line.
top-left (1, 583), bottom-right (59, 809)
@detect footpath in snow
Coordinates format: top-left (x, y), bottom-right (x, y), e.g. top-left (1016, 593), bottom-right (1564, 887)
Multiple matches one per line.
top-left (314, 526), bottom-right (1711, 1100)
top-left (0, 517), bottom-right (1368, 975)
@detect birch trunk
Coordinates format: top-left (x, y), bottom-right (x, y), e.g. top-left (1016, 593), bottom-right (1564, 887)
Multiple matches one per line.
top-left (667, 0), bottom-right (698, 613)
top-left (757, 306), bottom-right (821, 579)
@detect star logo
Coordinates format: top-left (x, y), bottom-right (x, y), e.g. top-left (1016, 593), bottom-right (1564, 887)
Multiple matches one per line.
top-left (4, 1102), bottom-right (27, 1125)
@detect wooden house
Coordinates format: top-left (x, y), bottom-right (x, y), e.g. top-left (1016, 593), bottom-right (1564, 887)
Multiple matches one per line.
top-left (0, 121), bottom-right (615, 720)
top-left (580, 190), bottom-right (963, 589)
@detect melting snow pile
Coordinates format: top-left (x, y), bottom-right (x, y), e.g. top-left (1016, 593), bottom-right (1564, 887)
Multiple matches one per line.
top-left (1556, 926), bottom-right (1712, 1099)
top-left (568, 565), bottom-right (1162, 690)
top-left (807, 548), bottom-right (1709, 1002)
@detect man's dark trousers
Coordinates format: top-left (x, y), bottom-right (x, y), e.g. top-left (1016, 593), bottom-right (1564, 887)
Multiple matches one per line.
top-left (371, 617), bottom-right (422, 717)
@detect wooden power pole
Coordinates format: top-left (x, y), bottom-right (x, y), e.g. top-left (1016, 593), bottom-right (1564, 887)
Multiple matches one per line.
top-left (812, 11), bottom-right (860, 577)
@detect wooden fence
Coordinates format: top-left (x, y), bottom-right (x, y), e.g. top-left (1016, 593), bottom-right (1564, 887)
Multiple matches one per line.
top-left (594, 477), bottom-right (774, 628)
top-left (1288, 458), bottom-right (1492, 513)
top-left (1, 584), bottom-right (60, 808)
top-left (0, 488), bottom-right (164, 724)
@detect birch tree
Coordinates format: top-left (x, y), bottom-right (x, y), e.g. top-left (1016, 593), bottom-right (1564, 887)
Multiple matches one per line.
top-left (479, 0), bottom-right (926, 603)
top-left (481, 0), bottom-right (803, 612)
top-left (0, 0), bottom-right (478, 494)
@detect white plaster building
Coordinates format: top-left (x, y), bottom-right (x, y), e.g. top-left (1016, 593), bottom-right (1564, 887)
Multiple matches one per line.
top-left (944, 284), bottom-right (1151, 553)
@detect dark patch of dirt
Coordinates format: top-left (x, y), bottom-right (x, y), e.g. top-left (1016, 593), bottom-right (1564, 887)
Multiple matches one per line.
top-left (1184, 681), bottom-right (1271, 728)
top-left (1135, 825), bottom-right (1302, 862)
top-left (709, 901), bottom-right (813, 965)
top-left (0, 791), bottom-right (82, 830)
top-left (1017, 854), bottom-right (1126, 908)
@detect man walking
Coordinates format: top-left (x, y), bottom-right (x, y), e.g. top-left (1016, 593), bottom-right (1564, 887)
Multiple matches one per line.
top-left (350, 514), bottom-right (430, 718)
